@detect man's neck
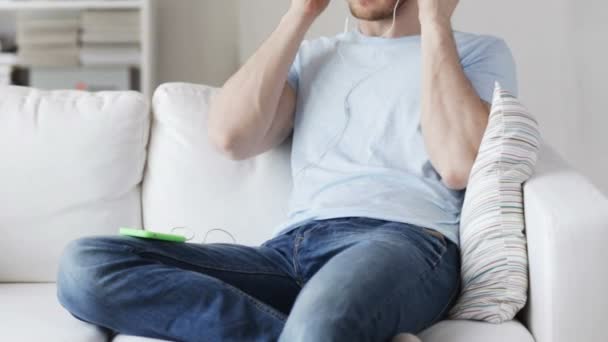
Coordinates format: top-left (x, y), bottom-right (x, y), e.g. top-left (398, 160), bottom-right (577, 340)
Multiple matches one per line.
top-left (357, 1), bottom-right (421, 38)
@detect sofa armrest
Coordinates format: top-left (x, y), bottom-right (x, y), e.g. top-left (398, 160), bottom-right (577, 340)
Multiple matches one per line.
top-left (521, 146), bottom-right (608, 342)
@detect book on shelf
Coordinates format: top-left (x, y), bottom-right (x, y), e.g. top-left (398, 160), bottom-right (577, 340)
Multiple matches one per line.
top-left (81, 9), bottom-right (140, 44)
top-left (79, 9), bottom-right (142, 65)
top-left (17, 31), bottom-right (79, 46)
top-left (81, 31), bottom-right (140, 44)
top-left (81, 10), bottom-right (140, 29)
top-left (17, 17), bottom-right (80, 32)
top-left (19, 46), bottom-right (80, 67)
top-left (80, 43), bottom-right (140, 66)
top-left (16, 12), bottom-right (81, 67)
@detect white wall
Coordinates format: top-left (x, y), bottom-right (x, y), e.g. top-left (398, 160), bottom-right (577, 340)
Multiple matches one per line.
top-left (156, 0), bottom-right (238, 87)
top-left (571, 1), bottom-right (608, 196)
top-left (238, 1), bottom-right (349, 62)
top-left (237, 0), bottom-right (608, 195)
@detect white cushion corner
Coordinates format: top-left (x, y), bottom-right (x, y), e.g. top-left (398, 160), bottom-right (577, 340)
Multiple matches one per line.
top-left (0, 86), bottom-right (150, 282)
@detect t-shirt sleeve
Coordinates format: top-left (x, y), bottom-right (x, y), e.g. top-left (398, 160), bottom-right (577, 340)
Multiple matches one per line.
top-left (462, 38), bottom-right (518, 103)
top-left (287, 48), bottom-right (302, 90)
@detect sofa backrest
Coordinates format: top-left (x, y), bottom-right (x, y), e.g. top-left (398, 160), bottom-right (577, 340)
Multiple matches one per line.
top-left (0, 86), bottom-right (149, 282)
top-left (143, 83), bottom-right (293, 246)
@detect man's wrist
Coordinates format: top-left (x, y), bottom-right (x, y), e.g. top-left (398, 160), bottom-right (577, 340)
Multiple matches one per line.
top-left (419, 13), bottom-right (452, 32)
top-left (419, 14), bottom-right (453, 38)
top-left (285, 7), bottom-right (318, 28)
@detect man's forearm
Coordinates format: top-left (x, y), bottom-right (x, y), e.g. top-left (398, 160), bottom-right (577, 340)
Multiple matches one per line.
top-left (208, 10), bottom-right (313, 157)
top-left (420, 17), bottom-right (490, 190)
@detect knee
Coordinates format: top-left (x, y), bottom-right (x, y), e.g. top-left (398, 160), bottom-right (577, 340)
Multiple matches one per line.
top-left (57, 236), bottom-right (133, 314)
top-left (280, 312), bottom-right (345, 342)
top-left (279, 282), bottom-right (355, 342)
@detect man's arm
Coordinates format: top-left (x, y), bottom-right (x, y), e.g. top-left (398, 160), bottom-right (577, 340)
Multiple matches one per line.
top-left (418, 0), bottom-right (491, 190)
top-left (208, 1), bottom-right (329, 161)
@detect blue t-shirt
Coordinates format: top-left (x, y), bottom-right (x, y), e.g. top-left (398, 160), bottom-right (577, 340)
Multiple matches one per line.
top-left (272, 29), bottom-right (518, 245)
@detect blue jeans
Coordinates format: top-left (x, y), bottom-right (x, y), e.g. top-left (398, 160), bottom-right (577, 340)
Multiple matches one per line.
top-left (57, 217), bottom-right (461, 342)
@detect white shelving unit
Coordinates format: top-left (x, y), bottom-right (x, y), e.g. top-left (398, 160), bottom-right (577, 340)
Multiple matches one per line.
top-left (0, 0), bottom-right (156, 98)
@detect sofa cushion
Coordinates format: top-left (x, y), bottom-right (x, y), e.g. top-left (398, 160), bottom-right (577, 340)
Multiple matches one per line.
top-left (418, 320), bottom-right (534, 342)
top-left (449, 83), bottom-right (542, 322)
top-left (0, 86), bottom-right (149, 282)
top-left (111, 320), bottom-right (534, 342)
top-left (0, 283), bottom-right (107, 342)
top-left (144, 83), bottom-right (292, 245)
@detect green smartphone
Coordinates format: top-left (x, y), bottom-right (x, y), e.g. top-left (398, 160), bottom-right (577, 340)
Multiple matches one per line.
top-left (119, 228), bottom-right (187, 243)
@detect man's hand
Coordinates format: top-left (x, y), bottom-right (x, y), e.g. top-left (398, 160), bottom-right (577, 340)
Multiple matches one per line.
top-left (290, 0), bottom-right (330, 21)
top-left (417, 0), bottom-right (459, 25)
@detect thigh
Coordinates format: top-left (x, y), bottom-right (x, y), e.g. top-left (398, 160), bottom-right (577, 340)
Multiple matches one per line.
top-left (282, 224), bottom-right (461, 341)
top-left (65, 235), bottom-right (301, 315)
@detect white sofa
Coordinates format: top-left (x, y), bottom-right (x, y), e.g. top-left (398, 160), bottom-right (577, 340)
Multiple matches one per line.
top-left (1, 83), bottom-right (607, 342)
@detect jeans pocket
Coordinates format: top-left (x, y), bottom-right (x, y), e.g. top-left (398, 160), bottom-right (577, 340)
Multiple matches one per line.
top-left (422, 228), bottom-right (448, 249)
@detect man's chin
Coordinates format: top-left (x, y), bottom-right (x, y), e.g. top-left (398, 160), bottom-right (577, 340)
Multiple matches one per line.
top-left (348, 1), bottom-right (399, 21)
top-left (350, 7), bottom-right (393, 21)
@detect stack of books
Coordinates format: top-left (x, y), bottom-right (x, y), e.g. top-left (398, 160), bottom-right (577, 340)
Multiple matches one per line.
top-left (80, 10), bottom-right (141, 66)
top-left (16, 13), bottom-right (80, 66)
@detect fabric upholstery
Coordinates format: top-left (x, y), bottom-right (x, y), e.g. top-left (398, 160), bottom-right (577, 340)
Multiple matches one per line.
top-left (0, 283), bottom-right (107, 342)
top-left (112, 320), bottom-right (534, 342)
top-left (0, 86), bottom-right (149, 282)
top-left (521, 146), bottom-right (608, 342)
top-left (450, 83), bottom-right (541, 322)
top-left (143, 83), bottom-right (292, 246)
top-left (3, 82), bottom-right (606, 341)
top-left (418, 320), bottom-right (534, 342)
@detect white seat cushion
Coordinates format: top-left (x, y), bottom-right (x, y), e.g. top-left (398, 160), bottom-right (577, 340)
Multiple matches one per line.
top-left (0, 86), bottom-right (150, 282)
top-left (0, 283), bottom-right (107, 342)
top-left (112, 320), bottom-right (534, 342)
top-left (418, 320), bottom-right (534, 342)
top-left (144, 83), bottom-right (292, 245)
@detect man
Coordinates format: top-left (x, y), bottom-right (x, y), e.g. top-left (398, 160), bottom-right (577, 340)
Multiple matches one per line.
top-left (57, 0), bottom-right (517, 341)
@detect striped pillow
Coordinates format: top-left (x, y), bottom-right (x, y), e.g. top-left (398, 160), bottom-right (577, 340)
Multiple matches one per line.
top-left (449, 82), bottom-right (541, 323)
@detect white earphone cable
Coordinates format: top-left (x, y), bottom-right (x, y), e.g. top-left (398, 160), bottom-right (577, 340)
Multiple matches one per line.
top-left (293, 1), bottom-right (401, 180)
top-left (382, 0), bottom-right (401, 38)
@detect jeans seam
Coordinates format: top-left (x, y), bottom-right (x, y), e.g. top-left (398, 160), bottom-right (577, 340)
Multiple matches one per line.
top-left (429, 241), bottom-right (447, 270)
top-left (292, 234), bottom-right (305, 286)
top-left (402, 228), bottom-right (447, 269)
top-left (221, 280), bottom-right (288, 322)
top-left (423, 228), bottom-right (448, 248)
top-left (428, 275), bottom-right (461, 326)
top-left (136, 249), bottom-right (292, 279)
top-left (364, 241), bottom-right (451, 336)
